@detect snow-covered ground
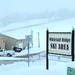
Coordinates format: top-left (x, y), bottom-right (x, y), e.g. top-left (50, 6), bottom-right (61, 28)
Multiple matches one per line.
top-left (0, 47), bottom-right (73, 75)
top-left (0, 55), bottom-right (72, 75)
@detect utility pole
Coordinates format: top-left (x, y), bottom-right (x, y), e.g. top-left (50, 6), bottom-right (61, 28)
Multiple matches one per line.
top-left (37, 32), bottom-right (40, 48)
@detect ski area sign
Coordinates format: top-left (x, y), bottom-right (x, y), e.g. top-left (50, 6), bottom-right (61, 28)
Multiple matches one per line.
top-left (46, 29), bottom-right (74, 70)
top-left (49, 32), bottom-right (71, 55)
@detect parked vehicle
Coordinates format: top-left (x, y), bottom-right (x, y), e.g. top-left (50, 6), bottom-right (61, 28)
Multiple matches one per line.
top-left (13, 47), bottom-right (22, 52)
top-left (0, 49), bottom-right (15, 57)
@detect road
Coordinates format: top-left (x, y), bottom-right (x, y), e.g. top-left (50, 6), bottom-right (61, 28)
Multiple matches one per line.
top-left (0, 51), bottom-right (45, 65)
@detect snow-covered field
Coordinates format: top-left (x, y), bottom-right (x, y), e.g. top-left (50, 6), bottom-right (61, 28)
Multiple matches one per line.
top-left (0, 48), bottom-right (73, 75)
top-left (0, 43), bottom-right (73, 74)
top-left (0, 56), bottom-right (70, 75)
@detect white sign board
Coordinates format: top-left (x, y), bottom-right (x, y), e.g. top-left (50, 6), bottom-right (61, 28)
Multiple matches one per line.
top-left (25, 35), bottom-right (32, 43)
top-left (49, 32), bottom-right (72, 55)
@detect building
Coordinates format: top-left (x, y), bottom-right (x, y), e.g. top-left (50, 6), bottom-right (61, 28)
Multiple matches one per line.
top-left (0, 37), bottom-right (5, 49)
top-left (16, 39), bottom-right (26, 50)
top-left (0, 33), bottom-right (26, 50)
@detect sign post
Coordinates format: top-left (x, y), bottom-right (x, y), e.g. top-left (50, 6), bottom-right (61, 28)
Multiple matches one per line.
top-left (46, 29), bottom-right (49, 70)
top-left (71, 29), bottom-right (74, 61)
top-left (26, 36), bottom-right (30, 67)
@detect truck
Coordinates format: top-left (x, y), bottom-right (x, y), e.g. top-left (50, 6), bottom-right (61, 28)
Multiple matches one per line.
top-left (0, 49), bottom-right (15, 57)
top-left (13, 47), bottom-right (22, 52)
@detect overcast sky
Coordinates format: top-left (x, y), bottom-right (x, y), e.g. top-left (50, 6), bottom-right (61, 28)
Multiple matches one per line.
top-left (0, 0), bottom-right (75, 19)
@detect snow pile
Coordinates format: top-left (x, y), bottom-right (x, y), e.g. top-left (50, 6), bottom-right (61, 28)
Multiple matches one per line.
top-left (67, 62), bottom-right (75, 69)
top-left (13, 47), bottom-right (45, 56)
top-left (0, 59), bottom-right (67, 75)
top-left (0, 57), bottom-right (26, 60)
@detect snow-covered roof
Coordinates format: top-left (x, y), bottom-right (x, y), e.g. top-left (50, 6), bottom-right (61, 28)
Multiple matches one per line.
top-left (0, 18), bottom-right (49, 39)
top-left (46, 18), bottom-right (75, 32)
top-left (0, 18), bottom-right (75, 39)
top-left (0, 18), bottom-right (49, 32)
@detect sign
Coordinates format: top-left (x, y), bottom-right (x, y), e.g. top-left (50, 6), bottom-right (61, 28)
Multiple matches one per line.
top-left (46, 29), bottom-right (74, 70)
top-left (49, 32), bottom-right (71, 55)
top-left (25, 35), bottom-right (32, 43)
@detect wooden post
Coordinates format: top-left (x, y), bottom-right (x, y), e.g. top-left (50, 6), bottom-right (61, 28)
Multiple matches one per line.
top-left (46, 29), bottom-right (49, 70)
top-left (71, 29), bottom-right (74, 61)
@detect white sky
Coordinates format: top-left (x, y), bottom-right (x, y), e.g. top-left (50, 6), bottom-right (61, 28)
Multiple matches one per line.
top-left (0, 0), bottom-right (75, 18)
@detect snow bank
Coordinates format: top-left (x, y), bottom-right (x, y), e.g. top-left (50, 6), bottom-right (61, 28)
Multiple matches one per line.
top-left (13, 47), bottom-right (45, 56)
top-left (67, 62), bottom-right (75, 69)
top-left (0, 59), bottom-right (67, 75)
